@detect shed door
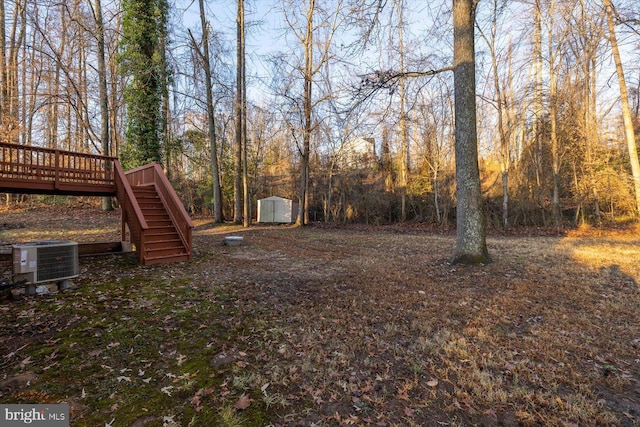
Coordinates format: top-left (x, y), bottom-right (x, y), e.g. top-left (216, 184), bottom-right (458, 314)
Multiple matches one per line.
top-left (262, 200), bottom-right (276, 223)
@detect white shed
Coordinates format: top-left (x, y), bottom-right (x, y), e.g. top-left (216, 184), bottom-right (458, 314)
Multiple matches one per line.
top-left (257, 196), bottom-right (298, 224)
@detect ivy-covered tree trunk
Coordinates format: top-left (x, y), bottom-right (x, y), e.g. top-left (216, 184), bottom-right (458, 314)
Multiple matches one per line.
top-left (119, 0), bottom-right (168, 168)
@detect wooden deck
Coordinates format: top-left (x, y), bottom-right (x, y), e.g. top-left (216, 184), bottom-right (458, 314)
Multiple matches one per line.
top-left (0, 142), bottom-right (192, 265)
top-left (0, 143), bottom-right (116, 196)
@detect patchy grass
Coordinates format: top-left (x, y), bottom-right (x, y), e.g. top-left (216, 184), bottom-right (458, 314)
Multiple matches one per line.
top-left (1, 206), bottom-right (639, 426)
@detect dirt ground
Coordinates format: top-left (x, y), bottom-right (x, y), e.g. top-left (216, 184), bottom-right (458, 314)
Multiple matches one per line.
top-left (0, 204), bottom-right (639, 426)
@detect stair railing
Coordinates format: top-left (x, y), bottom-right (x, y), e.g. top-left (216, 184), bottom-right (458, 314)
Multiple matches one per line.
top-left (125, 163), bottom-right (193, 259)
top-left (114, 160), bottom-right (148, 264)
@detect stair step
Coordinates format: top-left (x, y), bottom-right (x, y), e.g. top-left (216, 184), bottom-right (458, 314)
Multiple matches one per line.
top-left (145, 230), bottom-right (180, 237)
top-left (145, 239), bottom-right (183, 249)
top-left (145, 247), bottom-right (184, 255)
top-left (145, 218), bottom-right (173, 228)
top-left (143, 215), bottom-right (170, 221)
top-left (140, 205), bottom-right (164, 210)
top-left (144, 247), bottom-right (189, 258)
top-left (146, 236), bottom-right (180, 243)
top-left (144, 213), bottom-right (171, 220)
top-left (146, 249), bottom-right (186, 257)
top-left (143, 252), bottom-right (191, 265)
top-left (145, 225), bottom-right (177, 231)
top-left (145, 228), bottom-right (181, 238)
top-left (141, 211), bottom-right (165, 216)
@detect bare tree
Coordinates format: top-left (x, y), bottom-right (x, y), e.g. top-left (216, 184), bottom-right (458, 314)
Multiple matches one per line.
top-left (238, 0), bottom-right (251, 227)
top-left (396, 0), bottom-right (409, 222)
top-left (416, 78), bottom-right (455, 225)
top-left (548, 0), bottom-right (563, 227)
top-left (234, 0), bottom-right (246, 224)
top-left (565, 0), bottom-right (605, 223)
top-left (279, 0), bottom-right (343, 226)
top-left (0, 0), bottom-right (26, 144)
top-left (604, 0), bottom-right (640, 216)
top-left (189, 0), bottom-right (224, 222)
top-left (477, 0), bottom-right (516, 230)
top-left (91, 0), bottom-right (112, 211)
top-left (532, 0), bottom-right (545, 224)
top-left (352, 0), bottom-right (489, 261)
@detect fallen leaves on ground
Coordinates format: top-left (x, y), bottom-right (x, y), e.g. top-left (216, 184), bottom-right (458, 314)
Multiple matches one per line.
top-left (0, 206), bottom-right (639, 426)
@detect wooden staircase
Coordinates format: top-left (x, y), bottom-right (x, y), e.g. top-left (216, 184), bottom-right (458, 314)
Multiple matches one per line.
top-left (132, 185), bottom-right (191, 264)
top-left (120, 162), bottom-right (193, 266)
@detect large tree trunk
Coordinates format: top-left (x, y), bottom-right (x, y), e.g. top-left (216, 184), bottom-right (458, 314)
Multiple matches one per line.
top-left (199, 0), bottom-right (223, 222)
top-left (452, 0), bottom-right (490, 264)
top-left (605, 0), bottom-right (640, 216)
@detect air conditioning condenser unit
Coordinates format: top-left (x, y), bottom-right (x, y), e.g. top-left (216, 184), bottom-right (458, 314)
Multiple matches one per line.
top-left (12, 240), bottom-right (79, 284)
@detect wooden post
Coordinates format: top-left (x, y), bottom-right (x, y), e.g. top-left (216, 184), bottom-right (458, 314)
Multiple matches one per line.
top-left (122, 209), bottom-right (128, 242)
top-left (54, 149), bottom-right (60, 190)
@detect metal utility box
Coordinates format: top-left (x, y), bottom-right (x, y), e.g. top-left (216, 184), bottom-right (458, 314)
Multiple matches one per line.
top-left (12, 240), bottom-right (79, 284)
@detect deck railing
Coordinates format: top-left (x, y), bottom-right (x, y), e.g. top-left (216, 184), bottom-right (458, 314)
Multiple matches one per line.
top-left (0, 142), bottom-right (115, 192)
top-left (125, 163), bottom-right (193, 258)
top-left (113, 160), bottom-right (148, 264)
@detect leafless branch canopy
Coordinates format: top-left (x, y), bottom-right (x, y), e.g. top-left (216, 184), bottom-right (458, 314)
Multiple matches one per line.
top-left (351, 66), bottom-right (454, 109)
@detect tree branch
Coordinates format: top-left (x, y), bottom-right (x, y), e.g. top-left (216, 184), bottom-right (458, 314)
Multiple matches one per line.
top-left (350, 66), bottom-right (455, 111)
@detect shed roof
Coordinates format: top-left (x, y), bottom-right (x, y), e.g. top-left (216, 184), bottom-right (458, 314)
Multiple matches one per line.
top-left (259, 196), bottom-right (292, 202)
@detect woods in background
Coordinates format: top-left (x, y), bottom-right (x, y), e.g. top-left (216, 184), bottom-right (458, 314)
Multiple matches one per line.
top-left (1, 0), bottom-right (639, 229)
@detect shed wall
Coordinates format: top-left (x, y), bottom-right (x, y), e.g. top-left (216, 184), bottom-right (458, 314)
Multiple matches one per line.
top-left (257, 197), bottom-right (298, 223)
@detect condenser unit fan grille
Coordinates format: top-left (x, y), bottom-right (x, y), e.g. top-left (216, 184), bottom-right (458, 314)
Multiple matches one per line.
top-left (36, 244), bottom-right (79, 283)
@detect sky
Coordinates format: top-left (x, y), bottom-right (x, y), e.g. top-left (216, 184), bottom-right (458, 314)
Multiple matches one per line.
top-left (175, 1), bottom-right (293, 81)
top-left (171, 0), bottom-right (638, 145)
